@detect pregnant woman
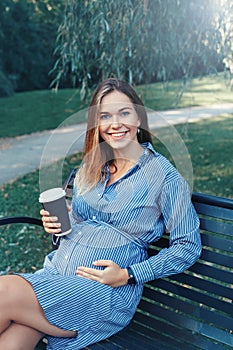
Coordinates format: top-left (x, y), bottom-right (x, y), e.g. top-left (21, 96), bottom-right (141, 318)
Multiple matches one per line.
top-left (0, 78), bottom-right (202, 350)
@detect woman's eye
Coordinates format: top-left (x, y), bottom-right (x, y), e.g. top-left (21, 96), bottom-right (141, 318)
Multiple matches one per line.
top-left (100, 114), bottom-right (110, 120)
top-left (121, 111), bottom-right (130, 117)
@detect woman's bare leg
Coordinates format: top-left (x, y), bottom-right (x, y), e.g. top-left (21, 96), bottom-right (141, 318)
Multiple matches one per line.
top-left (0, 275), bottom-right (77, 338)
top-left (0, 322), bottom-right (44, 350)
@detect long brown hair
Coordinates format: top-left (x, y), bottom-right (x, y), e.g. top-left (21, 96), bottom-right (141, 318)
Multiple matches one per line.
top-left (76, 78), bottom-right (152, 193)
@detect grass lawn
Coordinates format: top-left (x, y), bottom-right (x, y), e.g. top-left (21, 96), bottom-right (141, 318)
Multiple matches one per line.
top-left (0, 73), bottom-right (232, 137)
top-left (140, 73), bottom-right (233, 110)
top-left (0, 115), bottom-right (232, 273)
top-left (0, 89), bottom-right (85, 137)
top-left (154, 115), bottom-right (233, 197)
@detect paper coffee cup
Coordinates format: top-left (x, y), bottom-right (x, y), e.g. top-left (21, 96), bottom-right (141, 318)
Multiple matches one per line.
top-left (39, 188), bottom-right (72, 236)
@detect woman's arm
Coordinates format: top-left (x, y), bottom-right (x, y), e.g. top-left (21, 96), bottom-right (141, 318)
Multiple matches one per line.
top-left (129, 177), bottom-right (202, 284)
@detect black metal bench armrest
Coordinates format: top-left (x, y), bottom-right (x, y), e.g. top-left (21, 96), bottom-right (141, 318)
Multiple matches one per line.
top-left (0, 216), bottom-right (43, 226)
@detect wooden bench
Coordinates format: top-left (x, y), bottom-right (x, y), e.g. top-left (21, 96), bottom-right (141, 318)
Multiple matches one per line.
top-left (1, 169), bottom-right (232, 350)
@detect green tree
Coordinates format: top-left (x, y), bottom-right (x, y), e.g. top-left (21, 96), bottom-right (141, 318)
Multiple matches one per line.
top-left (51, 0), bottom-right (224, 98)
top-left (50, 0), bottom-right (144, 96)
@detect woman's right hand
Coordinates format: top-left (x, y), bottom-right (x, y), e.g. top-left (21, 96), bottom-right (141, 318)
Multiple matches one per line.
top-left (40, 209), bottom-right (62, 235)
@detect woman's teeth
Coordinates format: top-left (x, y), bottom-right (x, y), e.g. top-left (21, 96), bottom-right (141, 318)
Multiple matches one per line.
top-left (111, 132), bottom-right (127, 137)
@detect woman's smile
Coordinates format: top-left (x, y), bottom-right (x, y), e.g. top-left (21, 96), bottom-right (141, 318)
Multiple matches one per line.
top-left (108, 131), bottom-right (129, 139)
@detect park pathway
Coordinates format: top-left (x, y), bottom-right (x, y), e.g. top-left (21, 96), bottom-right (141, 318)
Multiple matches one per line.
top-left (0, 103), bottom-right (233, 186)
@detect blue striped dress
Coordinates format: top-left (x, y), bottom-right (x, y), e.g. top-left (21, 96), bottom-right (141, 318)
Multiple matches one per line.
top-left (19, 142), bottom-right (201, 349)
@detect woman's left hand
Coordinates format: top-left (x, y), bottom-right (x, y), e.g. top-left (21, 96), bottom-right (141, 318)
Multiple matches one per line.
top-left (76, 260), bottom-right (129, 288)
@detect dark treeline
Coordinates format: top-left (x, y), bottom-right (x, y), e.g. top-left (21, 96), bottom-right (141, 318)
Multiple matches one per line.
top-left (0, 0), bottom-right (65, 96)
top-left (0, 0), bottom-right (232, 98)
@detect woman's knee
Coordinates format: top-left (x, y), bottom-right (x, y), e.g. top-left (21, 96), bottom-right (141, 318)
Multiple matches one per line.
top-left (0, 275), bottom-right (32, 314)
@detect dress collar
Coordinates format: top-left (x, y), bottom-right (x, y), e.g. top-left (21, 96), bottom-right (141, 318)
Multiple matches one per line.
top-left (102, 142), bottom-right (156, 182)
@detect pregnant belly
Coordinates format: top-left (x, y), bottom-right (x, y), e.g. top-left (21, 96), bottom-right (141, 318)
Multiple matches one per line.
top-left (50, 238), bottom-right (145, 276)
top-left (47, 221), bottom-right (147, 276)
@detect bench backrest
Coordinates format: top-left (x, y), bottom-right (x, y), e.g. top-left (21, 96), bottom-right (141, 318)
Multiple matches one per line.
top-left (134, 192), bottom-right (233, 350)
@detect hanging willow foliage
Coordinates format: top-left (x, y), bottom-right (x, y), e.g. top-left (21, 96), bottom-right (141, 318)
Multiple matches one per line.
top-left (50, 0), bottom-right (228, 99)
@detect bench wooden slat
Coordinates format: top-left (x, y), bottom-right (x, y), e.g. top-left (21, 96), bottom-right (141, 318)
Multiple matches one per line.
top-left (189, 261), bottom-right (232, 284)
top-left (171, 272), bottom-right (233, 300)
top-left (200, 249), bottom-right (233, 268)
top-left (194, 201), bottom-right (233, 221)
top-left (200, 218), bottom-right (233, 237)
top-left (86, 340), bottom-right (123, 349)
top-left (85, 343), bottom-right (122, 349)
top-left (201, 231), bottom-right (232, 252)
top-left (170, 278), bottom-right (232, 308)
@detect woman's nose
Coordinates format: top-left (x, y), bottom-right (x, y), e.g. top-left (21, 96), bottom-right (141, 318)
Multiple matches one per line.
top-left (111, 114), bottom-right (122, 127)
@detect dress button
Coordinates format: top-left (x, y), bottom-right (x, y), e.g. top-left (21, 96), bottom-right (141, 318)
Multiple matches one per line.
top-left (92, 215), bottom-right (96, 220)
top-left (78, 231), bottom-right (82, 235)
top-left (65, 255), bottom-right (68, 260)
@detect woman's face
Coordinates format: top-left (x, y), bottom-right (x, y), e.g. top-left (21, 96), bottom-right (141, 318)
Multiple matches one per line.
top-left (98, 90), bottom-right (140, 151)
